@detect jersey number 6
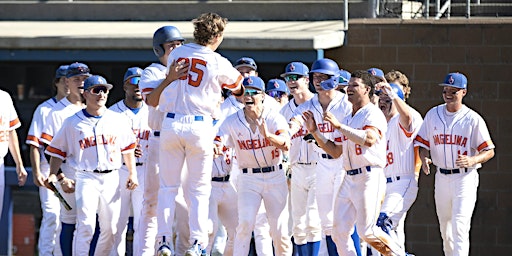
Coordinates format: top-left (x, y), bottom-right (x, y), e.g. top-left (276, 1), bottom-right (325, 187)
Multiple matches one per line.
top-left (178, 57), bottom-right (206, 87)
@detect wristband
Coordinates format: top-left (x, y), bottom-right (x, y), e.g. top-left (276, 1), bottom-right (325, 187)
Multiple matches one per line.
top-left (231, 86), bottom-right (245, 97)
top-left (314, 130), bottom-right (328, 145)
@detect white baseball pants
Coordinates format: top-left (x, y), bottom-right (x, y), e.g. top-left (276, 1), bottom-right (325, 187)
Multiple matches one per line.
top-left (207, 180), bottom-right (238, 256)
top-left (38, 163), bottom-right (62, 256)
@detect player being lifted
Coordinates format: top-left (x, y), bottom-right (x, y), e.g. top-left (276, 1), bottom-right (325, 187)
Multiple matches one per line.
top-left (157, 12), bottom-right (244, 256)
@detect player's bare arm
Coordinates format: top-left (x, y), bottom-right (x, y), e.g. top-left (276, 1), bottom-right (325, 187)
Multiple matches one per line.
top-left (303, 110), bottom-right (343, 158)
top-left (418, 147), bottom-right (433, 175)
top-left (9, 130), bottom-right (27, 186)
top-left (257, 119), bottom-right (290, 151)
top-left (145, 59), bottom-right (189, 107)
top-left (29, 144), bottom-right (45, 187)
top-left (122, 152), bottom-right (139, 190)
top-left (456, 148), bottom-right (495, 168)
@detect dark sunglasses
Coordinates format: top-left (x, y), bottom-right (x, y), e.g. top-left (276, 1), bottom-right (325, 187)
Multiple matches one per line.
top-left (244, 89), bottom-right (261, 96)
top-left (67, 66), bottom-right (90, 77)
top-left (284, 74), bottom-right (303, 82)
top-left (87, 86), bottom-right (109, 95)
top-left (127, 77), bottom-right (140, 85)
top-left (267, 91), bottom-right (286, 98)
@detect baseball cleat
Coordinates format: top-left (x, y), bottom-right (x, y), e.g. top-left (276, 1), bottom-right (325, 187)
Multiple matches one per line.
top-left (185, 240), bottom-right (206, 256)
top-left (156, 236), bottom-right (173, 256)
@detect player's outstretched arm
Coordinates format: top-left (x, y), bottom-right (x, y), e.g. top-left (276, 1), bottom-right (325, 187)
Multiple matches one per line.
top-left (122, 152), bottom-right (139, 190)
top-left (8, 130), bottom-right (27, 186)
top-left (145, 59), bottom-right (189, 107)
top-left (418, 147), bottom-right (432, 175)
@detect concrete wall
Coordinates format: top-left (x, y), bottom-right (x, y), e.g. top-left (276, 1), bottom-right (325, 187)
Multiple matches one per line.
top-left (325, 18), bottom-right (512, 255)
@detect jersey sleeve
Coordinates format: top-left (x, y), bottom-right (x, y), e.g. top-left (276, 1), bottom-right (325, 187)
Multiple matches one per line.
top-left (139, 65), bottom-right (162, 96)
top-left (45, 121), bottom-right (69, 160)
top-left (6, 94), bottom-right (20, 131)
top-left (26, 104), bottom-right (45, 147)
top-left (117, 114), bottom-right (137, 154)
top-left (41, 110), bottom-right (57, 145)
top-left (414, 109), bottom-right (432, 150)
top-left (218, 58), bottom-right (244, 91)
top-left (471, 114), bottom-right (495, 152)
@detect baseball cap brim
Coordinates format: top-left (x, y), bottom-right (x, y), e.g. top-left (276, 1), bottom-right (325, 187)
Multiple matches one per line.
top-left (438, 83), bottom-right (466, 89)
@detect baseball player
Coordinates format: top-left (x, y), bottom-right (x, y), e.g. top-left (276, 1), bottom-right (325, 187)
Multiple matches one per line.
top-left (40, 62), bottom-right (90, 256)
top-left (304, 70), bottom-right (405, 256)
top-left (110, 67), bottom-right (151, 256)
top-left (26, 64), bottom-right (69, 255)
top-left (375, 82), bottom-right (423, 255)
top-left (384, 70), bottom-right (411, 102)
top-left (45, 75), bottom-right (138, 255)
top-left (214, 76), bottom-right (292, 256)
top-left (368, 68), bottom-right (386, 105)
top-left (289, 58), bottom-right (352, 256)
top-left (415, 72), bottom-right (495, 256)
top-left (157, 13), bottom-right (244, 255)
top-left (266, 78), bottom-right (290, 108)
top-left (280, 62), bottom-right (322, 255)
top-left (337, 69), bottom-right (351, 94)
top-left (138, 25), bottom-right (186, 256)
top-left (0, 88), bottom-right (27, 221)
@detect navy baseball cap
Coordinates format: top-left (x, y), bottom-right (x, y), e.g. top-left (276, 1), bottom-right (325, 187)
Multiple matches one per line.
top-left (243, 76), bottom-right (265, 91)
top-left (55, 65), bottom-right (69, 79)
top-left (234, 57), bottom-right (257, 71)
top-left (368, 67), bottom-right (385, 78)
top-left (266, 79), bottom-right (289, 94)
top-left (66, 62), bottom-right (91, 78)
top-left (338, 69), bottom-right (351, 86)
top-left (83, 75), bottom-right (113, 91)
top-left (123, 67), bottom-right (143, 82)
top-left (280, 62), bottom-right (309, 77)
top-left (439, 72), bottom-right (467, 89)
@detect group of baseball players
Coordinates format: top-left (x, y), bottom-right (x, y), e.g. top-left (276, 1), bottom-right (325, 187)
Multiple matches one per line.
top-left (8, 11), bottom-right (494, 256)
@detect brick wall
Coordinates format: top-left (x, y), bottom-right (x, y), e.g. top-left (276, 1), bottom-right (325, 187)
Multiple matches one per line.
top-left (326, 18), bottom-right (512, 255)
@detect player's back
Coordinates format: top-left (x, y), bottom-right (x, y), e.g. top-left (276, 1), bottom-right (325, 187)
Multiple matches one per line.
top-left (160, 43), bottom-right (242, 117)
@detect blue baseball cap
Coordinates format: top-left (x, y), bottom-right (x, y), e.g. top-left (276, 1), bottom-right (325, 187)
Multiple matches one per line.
top-left (123, 67), bottom-right (143, 82)
top-left (234, 57), bottom-right (257, 71)
top-left (266, 79), bottom-right (289, 94)
top-left (280, 62), bottom-right (309, 77)
top-left (242, 76), bottom-right (265, 91)
top-left (55, 65), bottom-right (69, 79)
top-left (368, 67), bottom-right (385, 78)
top-left (83, 75), bottom-right (113, 91)
top-left (338, 69), bottom-right (351, 86)
top-left (66, 62), bottom-right (91, 78)
top-left (439, 72), bottom-right (467, 89)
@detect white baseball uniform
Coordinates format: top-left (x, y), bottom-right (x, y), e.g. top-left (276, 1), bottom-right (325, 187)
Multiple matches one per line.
top-left (215, 107), bottom-right (292, 256)
top-left (415, 104), bottom-right (494, 256)
top-left (0, 89), bottom-right (21, 220)
top-left (109, 100), bottom-right (151, 256)
top-left (139, 62), bottom-right (191, 255)
top-left (157, 42), bottom-right (243, 249)
top-left (45, 109), bottom-right (136, 255)
top-left (331, 102), bottom-right (404, 256)
top-left (292, 91), bottom-right (351, 238)
top-left (380, 107), bottom-right (423, 250)
top-left (281, 98), bottom-right (322, 246)
top-left (26, 97), bottom-right (62, 256)
top-left (40, 97), bottom-right (84, 226)
top-left (206, 118), bottom-right (238, 256)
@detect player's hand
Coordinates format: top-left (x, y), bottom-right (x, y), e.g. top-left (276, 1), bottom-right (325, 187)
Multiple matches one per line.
top-left (455, 154), bottom-right (475, 168)
top-left (256, 118), bottom-right (270, 138)
top-left (45, 173), bottom-right (58, 190)
top-left (302, 111), bottom-right (317, 133)
top-left (32, 170), bottom-right (46, 187)
top-left (16, 166), bottom-right (27, 186)
top-left (323, 111), bottom-right (342, 130)
top-left (422, 157), bottom-right (433, 175)
top-left (126, 174), bottom-right (138, 191)
top-left (60, 178), bottom-right (75, 193)
top-left (213, 144), bottom-right (224, 158)
top-left (134, 147), bottom-right (143, 158)
top-left (167, 59), bottom-right (189, 82)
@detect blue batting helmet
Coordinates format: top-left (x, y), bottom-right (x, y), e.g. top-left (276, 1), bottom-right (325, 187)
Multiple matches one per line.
top-left (152, 26), bottom-right (185, 58)
top-left (389, 83), bottom-right (404, 100)
top-left (310, 58), bottom-right (340, 90)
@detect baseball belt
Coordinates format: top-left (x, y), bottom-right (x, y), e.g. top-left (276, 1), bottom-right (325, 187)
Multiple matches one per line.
top-left (346, 166), bottom-right (372, 176)
top-left (438, 167), bottom-right (468, 175)
top-left (212, 175), bottom-right (230, 182)
top-left (242, 164), bottom-right (283, 174)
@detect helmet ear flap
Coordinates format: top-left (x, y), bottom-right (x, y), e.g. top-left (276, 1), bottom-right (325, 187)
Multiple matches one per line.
top-left (153, 45), bottom-right (165, 58)
top-left (320, 74), bottom-right (340, 91)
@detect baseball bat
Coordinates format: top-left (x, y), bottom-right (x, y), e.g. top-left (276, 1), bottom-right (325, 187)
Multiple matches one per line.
top-left (49, 181), bottom-right (72, 211)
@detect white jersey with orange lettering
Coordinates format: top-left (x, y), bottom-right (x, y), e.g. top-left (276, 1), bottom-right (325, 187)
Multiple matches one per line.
top-left (139, 63), bottom-right (167, 131)
top-left (379, 106), bottom-right (423, 251)
top-left (109, 100), bottom-right (151, 255)
top-left (332, 103), bottom-right (405, 256)
top-left (214, 107), bottom-right (292, 256)
top-left (26, 97), bottom-right (62, 256)
top-left (46, 109), bottom-right (137, 255)
top-left (291, 91), bottom-right (351, 238)
top-left (160, 43), bottom-right (243, 116)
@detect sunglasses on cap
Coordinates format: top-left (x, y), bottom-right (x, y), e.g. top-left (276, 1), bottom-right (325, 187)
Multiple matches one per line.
top-left (284, 74), bottom-right (303, 82)
top-left (127, 77), bottom-right (140, 85)
top-left (244, 89), bottom-right (262, 96)
top-left (67, 66), bottom-right (90, 77)
top-left (87, 86), bottom-right (109, 95)
top-left (267, 91), bottom-right (287, 99)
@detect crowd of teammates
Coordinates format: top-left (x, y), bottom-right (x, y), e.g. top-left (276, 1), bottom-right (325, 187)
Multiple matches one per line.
top-left (16, 11), bottom-right (495, 256)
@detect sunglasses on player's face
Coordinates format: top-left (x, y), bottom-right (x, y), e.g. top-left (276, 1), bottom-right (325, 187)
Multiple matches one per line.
top-left (267, 90), bottom-right (287, 99)
top-left (284, 74), bottom-right (303, 82)
top-left (244, 89), bottom-right (262, 96)
top-left (127, 77), bottom-right (140, 85)
top-left (87, 86), bottom-right (109, 95)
